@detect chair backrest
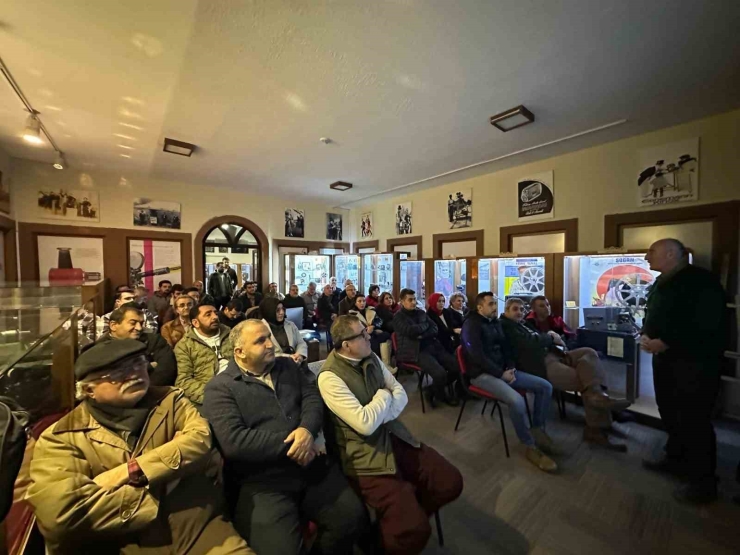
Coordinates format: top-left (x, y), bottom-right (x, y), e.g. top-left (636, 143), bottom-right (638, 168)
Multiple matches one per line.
top-left (391, 332), bottom-right (398, 352)
top-left (455, 346), bottom-right (468, 377)
top-left (285, 307), bottom-right (303, 329)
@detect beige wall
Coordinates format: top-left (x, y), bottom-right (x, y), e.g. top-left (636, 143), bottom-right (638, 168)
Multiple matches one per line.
top-left (10, 158), bottom-right (348, 282)
top-left (350, 109), bottom-right (740, 256)
top-left (0, 147), bottom-right (12, 219)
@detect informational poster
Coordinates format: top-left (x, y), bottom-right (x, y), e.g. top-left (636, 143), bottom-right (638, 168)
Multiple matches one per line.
top-left (291, 255), bottom-right (330, 291)
top-left (637, 138), bottom-right (699, 207)
top-left (588, 255), bottom-right (657, 309)
top-left (129, 239), bottom-right (182, 290)
top-left (502, 258), bottom-right (546, 296)
top-left (37, 235), bottom-right (104, 286)
top-left (517, 170), bottom-right (554, 221)
top-left (334, 255), bottom-right (359, 287)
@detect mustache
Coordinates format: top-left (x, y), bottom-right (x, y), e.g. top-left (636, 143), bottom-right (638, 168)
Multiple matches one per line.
top-left (120, 378), bottom-right (145, 392)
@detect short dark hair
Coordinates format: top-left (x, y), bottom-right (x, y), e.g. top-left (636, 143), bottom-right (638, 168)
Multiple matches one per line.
top-left (172, 284), bottom-right (184, 293)
top-left (530, 295), bottom-right (548, 307)
top-left (475, 291), bottom-right (494, 308)
top-left (114, 284), bottom-right (130, 293)
top-left (368, 284), bottom-right (380, 295)
top-left (222, 257), bottom-right (230, 262)
top-left (189, 304), bottom-right (215, 321)
top-left (114, 287), bottom-right (134, 301)
top-left (505, 297), bottom-right (524, 310)
top-left (183, 286), bottom-right (199, 294)
top-left (225, 300), bottom-right (241, 311)
top-left (400, 288), bottom-right (415, 300)
top-left (109, 305), bottom-right (142, 324)
top-left (158, 280), bottom-right (172, 288)
top-left (330, 315), bottom-right (362, 349)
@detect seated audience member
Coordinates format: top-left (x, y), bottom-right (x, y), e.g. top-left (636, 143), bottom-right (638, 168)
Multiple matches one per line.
top-left (338, 279), bottom-right (354, 302)
top-left (348, 293), bottom-right (393, 367)
top-left (444, 292), bottom-right (467, 334)
top-left (208, 263), bottom-right (234, 310)
top-left (220, 300), bottom-right (246, 329)
top-left (393, 288), bottom-right (460, 407)
top-left (319, 316), bottom-right (463, 554)
top-left (366, 284), bottom-right (381, 307)
top-left (427, 293), bottom-right (458, 353)
top-left (134, 285), bottom-right (149, 306)
top-left (162, 294), bottom-right (194, 349)
top-left (264, 281), bottom-right (285, 301)
top-left (103, 304), bottom-right (177, 386)
top-left (317, 283), bottom-right (338, 326)
top-left (147, 279), bottom-right (172, 322)
top-left (203, 320), bottom-right (368, 554)
top-left (462, 293), bottom-right (557, 471)
top-left (27, 339), bottom-right (253, 554)
top-left (377, 291), bottom-right (400, 319)
top-left (260, 298), bottom-right (308, 367)
top-left (329, 277), bottom-right (341, 310)
top-left (301, 282), bottom-right (320, 326)
top-left (281, 284), bottom-right (306, 323)
top-left (501, 296), bottom-right (631, 449)
top-left (175, 304), bottom-right (233, 407)
top-left (338, 283), bottom-right (358, 315)
top-left (235, 281), bottom-right (263, 313)
top-left (160, 283), bottom-right (184, 325)
top-left (104, 288), bottom-right (157, 334)
top-left (526, 295), bottom-right (576, 345)
top-left (192, 281), bottom-right (215, 307)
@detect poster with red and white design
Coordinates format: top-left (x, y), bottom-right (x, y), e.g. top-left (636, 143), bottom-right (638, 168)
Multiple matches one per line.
top-left (128, 239), bottom-right (182, 290)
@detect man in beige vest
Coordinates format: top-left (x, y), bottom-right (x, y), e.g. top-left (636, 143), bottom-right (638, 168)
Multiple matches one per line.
top-left (318, 315), bottom-right (463, 555)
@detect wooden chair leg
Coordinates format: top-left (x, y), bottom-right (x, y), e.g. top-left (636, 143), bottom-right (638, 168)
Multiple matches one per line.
top-left (494, 401), bottom-right (510, 458)
top-left (434, 510), bottom-right (444, 547)
top-left (454, 396), bottom-right (468, 431)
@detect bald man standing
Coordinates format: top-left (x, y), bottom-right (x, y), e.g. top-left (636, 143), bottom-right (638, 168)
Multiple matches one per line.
top-left (641, 238), bottom-right (726, 504)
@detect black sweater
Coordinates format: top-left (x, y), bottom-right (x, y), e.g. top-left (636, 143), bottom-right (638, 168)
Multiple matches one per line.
top-left (317, 294), bottom-right (337, 324)
top-left (499, 315), bottom-right (554, 379)
top-left (461, 312), bottom-right (514, 379)
top-left (428, 311), bottom-right (456, 354)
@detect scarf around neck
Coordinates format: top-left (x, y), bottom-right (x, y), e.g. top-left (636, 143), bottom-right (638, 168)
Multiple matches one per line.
top-left (86, 394), bottom-right (154, 449)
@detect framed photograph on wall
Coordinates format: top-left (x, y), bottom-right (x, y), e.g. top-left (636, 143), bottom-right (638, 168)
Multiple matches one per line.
top-left (360, 212), bottom-right (373, 238)
top-left (447, 189), bottom-right (472, 229)
top-left (128, 239), bottom-right (182, 289)
top-left (518, 171), bottom-right (554, 221)
top-left (326, 213), bottom-right (343, 240)
top-left (133, 198), bottom-right (182, 229)
top-left (395, 202), bottom-right (412, 235)
top-left (285, 208), bottom-right (305, 238)
top-left (37, 189), bottom-right (100, 222)
top-left (37, 235), bottom-right (104, 286)
top-left (637, 137), bottom-right (699, 207)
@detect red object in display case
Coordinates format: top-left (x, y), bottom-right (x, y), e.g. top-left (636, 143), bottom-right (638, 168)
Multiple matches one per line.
top-left (48, 248), bottom-right (100, 286)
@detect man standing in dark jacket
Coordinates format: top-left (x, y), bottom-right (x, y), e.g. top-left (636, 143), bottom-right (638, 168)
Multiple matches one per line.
top-left (641, 239), bottom-right (727, 504)
top-left (103, 305), bottom-right (177, 386)
top-left (462, 292), bottom-right (557, 472)
top-left (393, 288), bottom-right (460, 407)
top-left (208, 262), bottom-right (234, 310)
top-left (202, 320), bottom-right (367, 554)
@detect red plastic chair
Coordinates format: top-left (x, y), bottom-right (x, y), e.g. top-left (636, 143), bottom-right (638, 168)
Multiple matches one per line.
top-left (391, 333), bottom-right (429, 413)
top-left (454, 346), bottom-right (532, 458)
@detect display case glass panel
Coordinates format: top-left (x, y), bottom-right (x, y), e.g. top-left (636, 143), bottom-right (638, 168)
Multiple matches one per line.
top-left (477, 257), bottom-right (546, 313)
top-left (334, 255), bottom-right (360, 291)
top-left (433, 260), bottom-right (466, 307)
top-left (400, 260), bottom-right (425, 308)
top-left (362, 254), bottom-right (394, 294)
top-left (284, 255), bottom-right (331, 293)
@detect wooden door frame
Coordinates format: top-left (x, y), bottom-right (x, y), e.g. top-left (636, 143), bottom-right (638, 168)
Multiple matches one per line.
top-left (352, 239), bottom-right (379, 253)
top-left (0, 214), bottom-right (17, 282)
top-left (386, 235), bottom-right (423, 260)
top-left (500, 218), bottom-right (578, 253)
top-left (432, 229), bottom-right (484, 258)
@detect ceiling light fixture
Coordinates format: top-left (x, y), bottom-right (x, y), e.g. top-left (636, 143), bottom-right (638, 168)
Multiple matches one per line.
top-left (113, 133), bottom-right (136, 140)
top-left (490, 104), bottom-right (535, 132)
top-left (330, 181), bottom-right (353, 192)
top-left (23, 113), bottom-right (43, 144)
top-left (119, 122), bottom-right (144, 130)
top-left (163, 138), bottom-right (196, 157)
top-left (120, 154), bottom-right (131, 158)
top-left (53, 151), bottom-right (66, 170)
top-left (117, 144), bottom-right (135, 150)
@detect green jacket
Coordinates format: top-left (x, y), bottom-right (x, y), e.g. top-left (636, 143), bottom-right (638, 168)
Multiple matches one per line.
top-left (319, 351), bottom-right (418, 477)
top-left (174, 325), bottom-right (234, 405)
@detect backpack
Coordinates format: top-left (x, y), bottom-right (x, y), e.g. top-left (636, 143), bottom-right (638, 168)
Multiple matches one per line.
top-left (0, 397), bottom-right (30, 521)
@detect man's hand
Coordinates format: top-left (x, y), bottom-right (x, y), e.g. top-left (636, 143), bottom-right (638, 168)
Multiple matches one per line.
top-left (93, 464), bottom-right (130, 492)
top-left (366, 325), bottom-right (375, 334)
top-left (453, 328), bottom-right (462, 335)
top-left (290, 353), bottom-right (304, 364)
top-left (642, 337), bottom-right (669, 354)
top-left (501, 369), bottom-right (516, 383)
top-left (284, 427), bottom-right (315, 465)
top-left (548, 331), bottom-right (564, 346)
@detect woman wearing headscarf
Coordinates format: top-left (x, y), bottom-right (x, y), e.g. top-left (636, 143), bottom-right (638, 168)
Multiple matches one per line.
top-left (259, 297), bottom-right (307, 366)
top-left (348, 293), bottom-right (394, 370)
top-left (427, 292), bottom-right (458, 354)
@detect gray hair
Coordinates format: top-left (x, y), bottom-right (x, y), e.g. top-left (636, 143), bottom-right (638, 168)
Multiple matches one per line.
top-left (505, 297), bottom-right (524, 310)
top-left (449, 292), bottom-right (466, 306)
top-left (230, 319), bottom-right (270, 352)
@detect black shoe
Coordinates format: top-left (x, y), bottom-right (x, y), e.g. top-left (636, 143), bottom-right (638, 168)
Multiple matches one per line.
top-left (642, 457), bottom-right (685, 478)
top-left (673, 480), bottom-right (718, 505)
top-left (424, 388), bottom-right (437, 410)
top-left (444, 392), bottom-right (460, 407)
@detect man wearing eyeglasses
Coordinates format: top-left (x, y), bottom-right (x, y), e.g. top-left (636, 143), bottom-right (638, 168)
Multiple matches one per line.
top-left (26, 339), bottom-right (254, 554)
top-left (175, 304), bottom-right (234, 407)
top-left (318, 315), bottom-right (463, 555)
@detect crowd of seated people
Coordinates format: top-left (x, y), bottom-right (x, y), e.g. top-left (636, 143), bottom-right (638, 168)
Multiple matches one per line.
top-left (22, 272), bottom-right (660, 553)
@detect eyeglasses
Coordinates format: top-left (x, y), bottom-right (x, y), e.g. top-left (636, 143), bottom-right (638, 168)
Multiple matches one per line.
top-left (339, 329), bottom-right (371, 343)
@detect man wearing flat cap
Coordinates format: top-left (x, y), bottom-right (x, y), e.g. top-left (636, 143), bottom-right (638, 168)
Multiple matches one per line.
top-left (26, 339), bottom-right (254, 554)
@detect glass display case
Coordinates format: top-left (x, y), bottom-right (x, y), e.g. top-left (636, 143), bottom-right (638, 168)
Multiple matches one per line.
top-left (362, 253), bottom-right (394, 294)
top-left (334, 255), bottom-right (361, 291)
top-left (477, 256), bottom-right (546, 313)
top-left (400, 260), bottom-right (425, 307)
top-left (284, 255), bottom-right (331, 293)
top-left (433, 259), bottom-right (466, 306)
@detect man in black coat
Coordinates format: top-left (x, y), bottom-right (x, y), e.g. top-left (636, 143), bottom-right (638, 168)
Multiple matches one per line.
top-left (393, 288), bottom-right (460, 408)
top-left (641, 239), bottom-right (727, 504)
top-left (102, 305), bottom-right (177, 386)
top-left (202, 320), bottom-right (367, 554)
top-left (208, 262), bottom-right (234, 310)
top-left (222, 257), bottom-right (238, 288)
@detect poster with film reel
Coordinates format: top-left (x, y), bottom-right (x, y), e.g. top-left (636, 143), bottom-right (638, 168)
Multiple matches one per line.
top-left (503, 258), bottom-right (545, 296)
top-left (588, 256), bottom-right (657, 312)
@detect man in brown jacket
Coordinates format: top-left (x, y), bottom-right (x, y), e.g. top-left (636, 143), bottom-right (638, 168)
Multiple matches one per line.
top-left (161, 294), bottom-right (194, 348)
top-left (26, 338), bottom-right (252, 554)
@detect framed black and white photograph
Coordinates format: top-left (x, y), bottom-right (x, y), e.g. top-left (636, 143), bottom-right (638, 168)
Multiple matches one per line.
top-left (395, 202), bottom-right (412, 235)
top-left (637, 138), bottom-right (699, 207)
top-left (360, 212), bottom-right (373, 238)
top-left (517, 171), bottom-right (554, 221)
top-left (326, 213), bottom-right (343, 240)
top-left (447, 189), bottom-right (472, 229)
top-left (285, 208), bottom-right (305, 238)
top-left (133, 198), bottom-right (181, 229)
top-left (37, 188), bottom-right (100, 222)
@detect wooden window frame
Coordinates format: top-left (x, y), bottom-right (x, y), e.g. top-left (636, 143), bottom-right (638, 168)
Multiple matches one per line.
top-left (499, 218), bottom-right (578, 253)
top-left (432, 229), bottom-right (484, 258)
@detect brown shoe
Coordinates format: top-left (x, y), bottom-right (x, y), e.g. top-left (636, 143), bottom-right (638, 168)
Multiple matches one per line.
top-left (583, 388), bottom-right (631, 412)
top-left (525, 446), bottom-right (558, 473)
top-left (584, 427), bottom-right (627, 452)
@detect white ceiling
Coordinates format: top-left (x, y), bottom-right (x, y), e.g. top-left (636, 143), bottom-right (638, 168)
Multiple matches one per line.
top-left (1, 0), bottom-right (739, 207)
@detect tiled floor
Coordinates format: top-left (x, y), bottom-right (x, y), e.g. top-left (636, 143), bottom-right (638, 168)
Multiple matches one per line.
top-left (388, 372), bottom-right (740, 555)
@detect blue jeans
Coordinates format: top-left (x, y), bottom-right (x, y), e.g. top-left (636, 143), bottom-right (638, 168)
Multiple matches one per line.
top-left (470, 371), bottom-right (553, 446)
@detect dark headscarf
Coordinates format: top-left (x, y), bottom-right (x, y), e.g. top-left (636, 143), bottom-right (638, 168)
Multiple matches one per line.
top-left (260, 297), bottom-right (284, 327)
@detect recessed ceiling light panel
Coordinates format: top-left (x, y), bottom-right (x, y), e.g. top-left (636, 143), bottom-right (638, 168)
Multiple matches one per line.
top-left (330, 181), bottom-right (353, 191)
top-left (490, 105), bottom-right (535, 132)
top-left (163, 137), bottom-right (196, 157)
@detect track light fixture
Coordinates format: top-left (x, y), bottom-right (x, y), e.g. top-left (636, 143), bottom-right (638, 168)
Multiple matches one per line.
top-left (23, 113), bottom-right (43, 145)
top-left (53, 151), bottom-right (66, 170)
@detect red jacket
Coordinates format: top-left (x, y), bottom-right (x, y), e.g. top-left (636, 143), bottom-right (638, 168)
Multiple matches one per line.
top-left (525, 312), bottom-right (575, 340)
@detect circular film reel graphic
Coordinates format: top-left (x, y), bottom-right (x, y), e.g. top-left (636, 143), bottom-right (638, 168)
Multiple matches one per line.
top-left (519, 266), bottom-right (545, 293)
top-left (614, 275), bottom-right (652, 308)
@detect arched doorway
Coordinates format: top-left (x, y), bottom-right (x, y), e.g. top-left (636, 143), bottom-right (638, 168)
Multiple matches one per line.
top-left (194, 216), bottom-right (269, 293)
